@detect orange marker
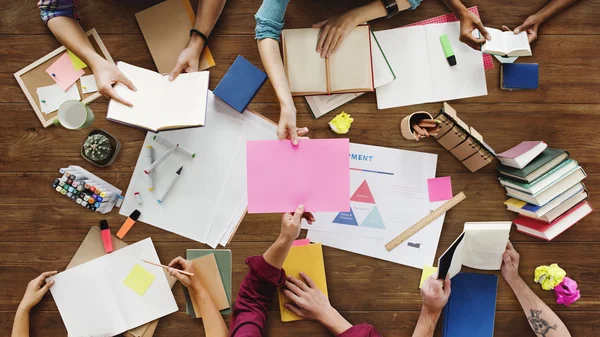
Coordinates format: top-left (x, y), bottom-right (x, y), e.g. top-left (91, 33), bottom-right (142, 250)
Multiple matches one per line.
top-left (116, 209), bottom-right (141, 239)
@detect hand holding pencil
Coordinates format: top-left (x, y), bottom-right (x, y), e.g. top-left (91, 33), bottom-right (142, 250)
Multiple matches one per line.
top-left (165, 257), bottom-right (203, 290)
top-left (411, 119), bottom-right (441, 141)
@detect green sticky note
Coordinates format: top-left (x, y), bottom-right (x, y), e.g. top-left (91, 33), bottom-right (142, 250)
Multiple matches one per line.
top-left (67, 50), bottom-right (88, 70)
top-left (419, 265), bottom-right (438, 289)
top-left (124, 264), bottom-right (155, 296)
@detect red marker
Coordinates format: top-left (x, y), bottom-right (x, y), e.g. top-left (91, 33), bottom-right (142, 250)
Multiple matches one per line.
top-left (100, 220), bottom-right (113, 253)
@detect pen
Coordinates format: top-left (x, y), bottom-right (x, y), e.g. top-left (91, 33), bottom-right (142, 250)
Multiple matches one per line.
top-left (142, 259), bottom-right (195, 276)
top-left (157, 166), bottom-right (183, 203)
top-left (145, 145), bottom-right (155, 191)
top-left (153, 135), bottom-right (195, 158)
top-left (144, 144), bottom-right (178, 174)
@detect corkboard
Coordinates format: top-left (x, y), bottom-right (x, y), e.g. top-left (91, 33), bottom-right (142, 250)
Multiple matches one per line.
top-left (14, 29), bottom-right (114, 127)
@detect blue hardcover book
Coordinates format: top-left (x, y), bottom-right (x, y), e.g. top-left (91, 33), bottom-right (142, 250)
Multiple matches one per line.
top-left (501, 63), bottom-right (538, 90)
top-left (442, 272), bottom-right (498, 337)
top-left (214, 55), bottom-right (267, 113)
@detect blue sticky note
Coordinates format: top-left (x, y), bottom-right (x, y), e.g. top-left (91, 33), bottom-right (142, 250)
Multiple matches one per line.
top-left (214, 55), bottom-right (267, 113)
top-left (501, 63), bottom-right (538, 90)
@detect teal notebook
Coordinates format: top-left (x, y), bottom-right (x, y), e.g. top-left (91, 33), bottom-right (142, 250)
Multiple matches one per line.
top-left (183, 249), bottom-right (232, 317)
top-left (496, 148), bottom-right (568, 182)
top-left (499, 159), bottom-right (577, 193)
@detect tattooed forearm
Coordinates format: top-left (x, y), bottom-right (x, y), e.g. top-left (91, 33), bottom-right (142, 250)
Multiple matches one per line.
top-left (527, 309), bottom-right (558, 337)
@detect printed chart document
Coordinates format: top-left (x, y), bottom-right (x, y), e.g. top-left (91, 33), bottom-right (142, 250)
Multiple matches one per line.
top-left (306, 143), bottom-right (445, 269)
top-left (47, 238), bottom-right (177, 337)
top-left (375, 22), bottom-right (487, 109)
top-left (437, 222), bottom-right (511, 279)
top-left (120, 92), bottom-right (276, 247)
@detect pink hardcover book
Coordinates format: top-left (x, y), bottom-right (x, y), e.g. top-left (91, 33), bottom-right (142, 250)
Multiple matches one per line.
top-left (403, 6), bottom-right (494, 71)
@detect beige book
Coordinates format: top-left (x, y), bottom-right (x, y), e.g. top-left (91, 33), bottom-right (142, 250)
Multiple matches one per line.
top-left (191, 254), bottom-right (230, 317)
top-left (282, 25), bottom-right (373, 95)
top-left (135, 0), bottom-right (215, 74)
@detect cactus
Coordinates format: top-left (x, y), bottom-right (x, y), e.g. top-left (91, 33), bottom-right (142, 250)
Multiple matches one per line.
top-left (83, 133), bottom-right (112, 162)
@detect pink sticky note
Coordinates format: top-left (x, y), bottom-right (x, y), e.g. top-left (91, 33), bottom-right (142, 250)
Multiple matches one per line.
top-left (46, 53), bottom-right (85, 91)
top-left (246, 139), bottom-right (350, 213)
top-left (427, 177), bottom-right (453, 202)
top-left (292, 239), bottom-right (311, 247)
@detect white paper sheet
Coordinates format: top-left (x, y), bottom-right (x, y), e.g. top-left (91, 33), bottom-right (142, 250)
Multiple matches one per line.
top-left (37, 83), bottom-right (80, 114)
top-left (120, 92), bottom-right (276, 245)
top-left (47, 238), bottom-right (177, 337)
top-left (80, 74), bottom-right (98, 94)
top-left (375, 22), bottom-right (488, 109)
top-left (304, 143), bottom-right (446, 269)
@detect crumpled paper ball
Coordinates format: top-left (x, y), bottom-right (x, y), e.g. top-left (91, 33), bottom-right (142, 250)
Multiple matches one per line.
top-left (534, 263), bottom-right (566, 290)
top-left (554, 277), bottom-right (580, 306)
top-left (329, 112), bottom-right (354, 134)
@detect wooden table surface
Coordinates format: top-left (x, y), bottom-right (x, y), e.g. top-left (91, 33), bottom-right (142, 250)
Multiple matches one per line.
top-left (1, 0), bottom-right (599, 336)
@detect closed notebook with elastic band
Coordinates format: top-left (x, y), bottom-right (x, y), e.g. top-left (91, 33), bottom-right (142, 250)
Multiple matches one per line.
top-left (438, 125), bottom-right (468, 151)
top-left (450, 136), bottom-right (482, 161)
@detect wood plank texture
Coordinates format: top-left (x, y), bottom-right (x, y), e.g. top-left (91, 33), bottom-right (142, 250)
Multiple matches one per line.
top-left (1, 0), bottom-right (599, 336)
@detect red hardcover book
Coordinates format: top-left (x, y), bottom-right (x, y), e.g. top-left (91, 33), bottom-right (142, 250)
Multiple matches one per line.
top-left (513, 201), bottom-right (592, 241)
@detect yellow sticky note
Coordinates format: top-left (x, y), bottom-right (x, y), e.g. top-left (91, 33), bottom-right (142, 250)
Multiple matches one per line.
top-left (504, 198), bottom-right (527, 208)
top-left (123, 264), bottom-right (155, 296)
top-left (67, 50), bottom-right (88, 70)
top-left (419, 265), bottom-right (438, 288)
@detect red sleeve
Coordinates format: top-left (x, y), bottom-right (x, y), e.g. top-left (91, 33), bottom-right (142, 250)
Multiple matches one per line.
top-left (337, 324), bottom-right (383, 337)
top-left (230, 255), bottom-right (286, 337)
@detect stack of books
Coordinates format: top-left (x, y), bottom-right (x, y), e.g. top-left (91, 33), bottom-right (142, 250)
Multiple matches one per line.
top-left (496, 141), bottom-right (592, 241)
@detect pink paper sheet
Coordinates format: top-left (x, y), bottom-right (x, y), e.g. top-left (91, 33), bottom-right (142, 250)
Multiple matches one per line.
top-left (427, 176), bottom-right (453, 202)
top-left (292, 239), bottom-right (311, 247)
top-left (46, 53), bottom-right (85, 91)
top-left (497, 141), bottom-right (545, 159)
top-left (246, 139), bottom-right (350, 213)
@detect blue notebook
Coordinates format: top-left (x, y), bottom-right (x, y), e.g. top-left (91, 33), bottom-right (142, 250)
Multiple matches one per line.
top-left (214, 55), bottom-right (267, 113)
top-left (443, 272), bottom-right (498, 337)
top-left (501, 63), bottom-right (538, 90)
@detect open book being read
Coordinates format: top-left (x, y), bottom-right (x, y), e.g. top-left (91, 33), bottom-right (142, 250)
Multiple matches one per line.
top-left (481, 28), bottom-right (532, 57)
top-left (107, 62), bottom-right (209, 132)
top-left (282, 25), bottom-right (374, 96)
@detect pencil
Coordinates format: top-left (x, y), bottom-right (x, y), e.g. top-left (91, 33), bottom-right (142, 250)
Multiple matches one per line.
top-left (142, 259), bottom-right (195, 276)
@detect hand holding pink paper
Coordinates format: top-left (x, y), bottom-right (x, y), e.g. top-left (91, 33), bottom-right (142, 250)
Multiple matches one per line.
top-left (46, 53), bottom-right (85, 91)
top-left (246, 139), bottom-right (350, 213)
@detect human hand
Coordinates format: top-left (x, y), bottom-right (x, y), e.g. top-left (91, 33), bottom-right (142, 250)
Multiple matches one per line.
top-left (169, 39), bottom-right (204, 81)
top-left (282, 273), bottom-right (334, 321)
top-left (501, 241), bottom-right (522, 285)
top-left (278, 107), bottom-right (309, 145)
top-left (502, 15), bottom-right (540, 44)
top-left (18, 271), bottom-right (57, 312)
top-left (168, 256), bottom-right (201, 290)
top-left (457, 10), bottom-right (491, 50)
top-left (280, 204), bottom-right (315, 243)
top-left (91, 59), bottom-right (136, 107)
top-left (420, 273), bottom-right (451, 315)
top-left (313, 11), bottom-right (359, 58)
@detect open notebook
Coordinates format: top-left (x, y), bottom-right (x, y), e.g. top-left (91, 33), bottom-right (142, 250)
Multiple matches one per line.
top-left (481, 28), bottom-right (531, 57)
top-left (107, 62), bottom-right (209, 132)
top-left (282, 25), bottom-right (373, 95)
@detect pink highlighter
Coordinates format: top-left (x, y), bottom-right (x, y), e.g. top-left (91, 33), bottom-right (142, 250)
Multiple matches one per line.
top-left (100, 220), bottom-right (114, 253)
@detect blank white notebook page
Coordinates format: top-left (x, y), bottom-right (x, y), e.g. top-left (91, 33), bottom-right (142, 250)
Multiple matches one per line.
top-left (374, 26), bottom-right (432, 107)
top-left (329, 26), bottom-right (373, 92)
top-left (283, 29), bottom-right (327, 93)
top-left (109, 62), bottom-right (208, 129)
top-left (375, 22), bottom-right (487, 109)
top-left (483, 28), bottom-right (507, 53)
top-left (47, 238), bottom-right (177, 337)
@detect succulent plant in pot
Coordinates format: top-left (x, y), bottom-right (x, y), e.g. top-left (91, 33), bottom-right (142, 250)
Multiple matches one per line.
top-left (81, 129), bottom-right (121, 167)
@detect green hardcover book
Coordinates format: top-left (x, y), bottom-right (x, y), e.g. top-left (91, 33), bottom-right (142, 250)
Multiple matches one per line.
top-left (499, 159), bottom-right (577, 194)
top-left (183, 249), bottom-right (232, 317)
top-left (496, 148), bottom-right (568, 183)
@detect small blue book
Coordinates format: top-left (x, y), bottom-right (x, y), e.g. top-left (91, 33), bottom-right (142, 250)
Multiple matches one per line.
top-left (443, 272), bottom-right (498, 337)
top-left (501, 63), bottom-right (538, 90)
top-left (214, 55), bottom-right (267, 113)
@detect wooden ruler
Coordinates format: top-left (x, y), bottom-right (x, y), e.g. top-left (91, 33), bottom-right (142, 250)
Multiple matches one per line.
top-left (385, 192), bottom-right (466, 252)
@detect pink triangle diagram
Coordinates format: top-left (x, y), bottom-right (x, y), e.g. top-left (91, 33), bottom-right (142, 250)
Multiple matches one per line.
top-left (350, 180), bottom-right (376, 204)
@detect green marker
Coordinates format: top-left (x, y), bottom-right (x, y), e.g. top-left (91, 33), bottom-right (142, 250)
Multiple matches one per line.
top-left (440, 34), bottom-right (456, 66)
